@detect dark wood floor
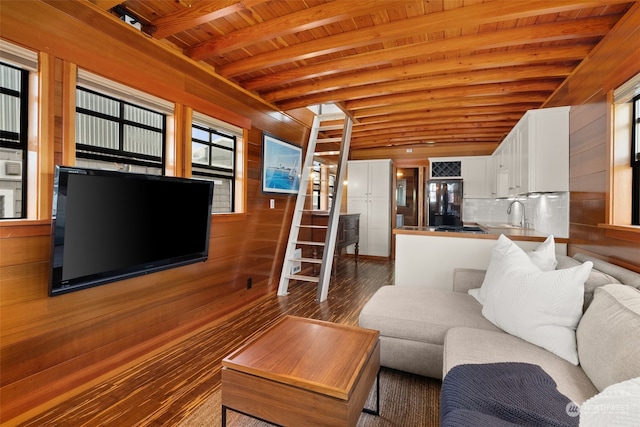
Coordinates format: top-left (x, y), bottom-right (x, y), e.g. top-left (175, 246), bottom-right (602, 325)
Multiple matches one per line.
top-left (18, 257), bottom-right (396, 426)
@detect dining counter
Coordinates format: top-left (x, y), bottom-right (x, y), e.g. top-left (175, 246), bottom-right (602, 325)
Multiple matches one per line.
top-left (393, 224), bottom-right (568, 290)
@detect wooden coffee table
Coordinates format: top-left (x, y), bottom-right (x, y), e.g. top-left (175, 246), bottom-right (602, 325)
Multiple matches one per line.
top-left (221, 315), bottom-right (380, 426)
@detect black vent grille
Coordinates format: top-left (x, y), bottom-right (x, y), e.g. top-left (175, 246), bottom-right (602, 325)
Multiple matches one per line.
top-left (431, 161), bottom-right (461, 177)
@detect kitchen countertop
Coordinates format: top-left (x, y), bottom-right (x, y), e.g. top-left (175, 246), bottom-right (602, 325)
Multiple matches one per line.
top-left (393, 223), bottom-right (568, 244)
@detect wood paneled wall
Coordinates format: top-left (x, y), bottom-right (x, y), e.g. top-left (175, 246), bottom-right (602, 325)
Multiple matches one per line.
top-left (2, 0), bottom-right (640, 423)
top-left (545, 2), bottom-right (640, 271)
top-left (0, 1), bottom-right (311, 423)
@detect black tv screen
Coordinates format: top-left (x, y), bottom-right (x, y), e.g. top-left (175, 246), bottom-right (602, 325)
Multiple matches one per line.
top-left (49, 166), bottom-right (214, 296)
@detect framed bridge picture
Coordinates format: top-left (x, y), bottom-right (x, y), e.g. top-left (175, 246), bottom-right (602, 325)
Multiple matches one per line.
top-left (262, 133), bottom-right (302, 195)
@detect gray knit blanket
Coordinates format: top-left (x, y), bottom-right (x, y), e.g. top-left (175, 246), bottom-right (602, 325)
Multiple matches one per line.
top-left (440, 362), bottom-right (580, 427)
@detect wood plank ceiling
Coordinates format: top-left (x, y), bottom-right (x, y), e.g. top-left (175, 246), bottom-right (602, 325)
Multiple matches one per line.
top-left (100, 0), bottom-right (633, 155)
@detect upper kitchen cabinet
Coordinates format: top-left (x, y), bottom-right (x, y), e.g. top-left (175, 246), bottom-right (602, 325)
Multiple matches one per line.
top-left (495, 106), bottom-right (570, 197)
top-left (429, 156), bottom-right (489, 198)
top-left (485, 155), bottom-right (497, 198)
top-left (460, 156), bottom-right (488, 198)
top-left (347, 159), bottom-right (392, 257)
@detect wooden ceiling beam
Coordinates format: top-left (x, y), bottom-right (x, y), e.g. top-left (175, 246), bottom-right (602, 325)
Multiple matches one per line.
top-left (147, 0), bottom-right (269, 40)
top-left (351, 131), bottom-right (512, 146)
top-left (274, 64), bottom-right (573, 111)
top-left (353, 104), bottom-right (535, 126)
top-left (187, 0), bottom-right (413, 60)
top-left (262, 44), bottom-right (584, 103)
top-left (349, 143), bottom-right (499, 160)
top-left (346, 81), bottom-right (561, 111)
top-left (216, 0), bottom-right (624, 77)
top-left (350, 113), bottom-right (524, 134)
top-left (244, 16), bottom-right (615, 91)
top-left (352, 94), bottom-right (548, 119)
top-left (350, 132), bottom-right (508, 148)
top-left (352, 123), bottom-right (514, 139)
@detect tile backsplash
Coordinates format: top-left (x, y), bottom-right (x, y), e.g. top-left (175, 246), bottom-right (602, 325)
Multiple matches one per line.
top-left (463, 192), bottom-right (569, 238)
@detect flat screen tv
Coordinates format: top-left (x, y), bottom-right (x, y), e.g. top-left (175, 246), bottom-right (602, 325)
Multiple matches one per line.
top-left (49, 166), bottom-right (214, 296)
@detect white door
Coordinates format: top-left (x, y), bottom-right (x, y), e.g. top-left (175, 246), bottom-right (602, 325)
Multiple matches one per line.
top-left (346, 161), bottom-right (369, 198)
top-left (368, 197), bottom-right (390, 256)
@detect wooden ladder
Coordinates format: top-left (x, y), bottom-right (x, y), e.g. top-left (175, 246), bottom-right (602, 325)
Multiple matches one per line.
top-left (277, 111), bottom-right (353, 302)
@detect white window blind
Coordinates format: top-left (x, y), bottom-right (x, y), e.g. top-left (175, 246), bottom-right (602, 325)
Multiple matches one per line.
top-left (0, 40), bottom-right (37, 71)
top-left (614, 71), bottom-right (640, 104)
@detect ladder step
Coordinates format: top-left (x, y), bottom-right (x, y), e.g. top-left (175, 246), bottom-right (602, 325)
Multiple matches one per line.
top-left (318, 120), bottom-right (344, 132)
top-left (318, 112), bottom-right (346, 121)
top-left (317, 137), bottom-right (342, 143)
top-left (299, 224), bottom-right (328, 229)
top-left (291, 257), bottom-right (323, 264)
top-left (295, 240), bottom-right (325, 246)
top-left (288, 274), bottom-right (320, 283)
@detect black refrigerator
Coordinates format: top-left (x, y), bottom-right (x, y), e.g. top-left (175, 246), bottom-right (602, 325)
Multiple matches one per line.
top-left (426, 179), bottom-right (463, 226)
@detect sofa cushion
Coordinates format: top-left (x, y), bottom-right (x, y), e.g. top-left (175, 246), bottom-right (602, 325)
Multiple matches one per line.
top-left (359, 285), bottom-right (501, 346)
top-left (479, 235), bottom-right (592, 365)
top-left (556, 254), bottom-right (622, 310)
top-left (576, 284), bottom-right (640, 392)
top-left (573, 253), bottom-right (640, 290)
top-left (443, 327), bottom-right (598, 405)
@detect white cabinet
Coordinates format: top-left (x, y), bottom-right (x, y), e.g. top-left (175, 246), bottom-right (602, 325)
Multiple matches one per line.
top-left (485, 155), bottom-right (497, 198)
top-left (522, 106), bottom-right (569, 193)
top-left (493, 106), bottom-right (569, 197)
top-left (429, 156), bottom-right (489, 198)
top-left (347, 159), bottom-right (392, 257)
top-left (461, 156), bottom-right (488, 198)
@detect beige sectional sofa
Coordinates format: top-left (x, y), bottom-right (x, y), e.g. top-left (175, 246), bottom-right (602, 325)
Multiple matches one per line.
top-left (359, 248), bottom-right (640, 412)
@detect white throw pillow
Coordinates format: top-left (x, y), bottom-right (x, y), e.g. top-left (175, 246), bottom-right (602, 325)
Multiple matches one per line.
top-left (468, 234), bottom-right (558, 305)
top-left (527, 234), bottom-right (558, 271)
top-left (480, 235), bottom-right (592, 365)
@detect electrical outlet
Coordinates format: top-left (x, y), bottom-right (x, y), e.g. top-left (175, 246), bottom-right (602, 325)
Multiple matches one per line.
top-left (270, 199), bottom-right (275, 209)
top-left (247, 277), bottom-right (252, 289)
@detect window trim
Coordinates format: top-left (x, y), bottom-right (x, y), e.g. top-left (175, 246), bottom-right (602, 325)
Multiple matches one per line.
top-left (0, 61), bottom-right (29, 219)
top-left (631, 94), bottom-right (639, 225)
top-left (606, 72), bottom-right (640, 237)
top-left (191, 111), bottom-right (243, 214)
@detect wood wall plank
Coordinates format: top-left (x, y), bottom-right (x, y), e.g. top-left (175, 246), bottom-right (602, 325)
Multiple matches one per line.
top-left (546, 2), bottom-right (640, 270)
top-left (0, 1), bottom-right (310, 422)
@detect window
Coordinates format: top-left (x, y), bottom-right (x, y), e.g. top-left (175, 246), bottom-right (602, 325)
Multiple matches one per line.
top-left (76, 87), bottom-right (166, 174)
top-left (612, 72), bottom-right (640, 227)
top-left (310, 162), bottom-right (335, 211)
top-left (632, 94), bottom-right (640, 224)
top-left (75, 70), bottom-right (172, 175)
top-left (192, 112), bottom-right (241, 213)
top-left (0, 40), bottom-right (36, 220)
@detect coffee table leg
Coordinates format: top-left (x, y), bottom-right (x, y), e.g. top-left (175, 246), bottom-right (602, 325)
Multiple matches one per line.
top-left (221, 405), bottom-right (284, 426)
top-left (362, 369), bottom-right (380, 416)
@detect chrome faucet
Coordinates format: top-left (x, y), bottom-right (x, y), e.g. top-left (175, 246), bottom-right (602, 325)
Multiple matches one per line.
top-left (507, 200), bottom-right (527, 228)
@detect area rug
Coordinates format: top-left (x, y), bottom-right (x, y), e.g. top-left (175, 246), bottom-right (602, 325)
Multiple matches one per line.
top-left (176, 368), bottom-right (441, 427)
